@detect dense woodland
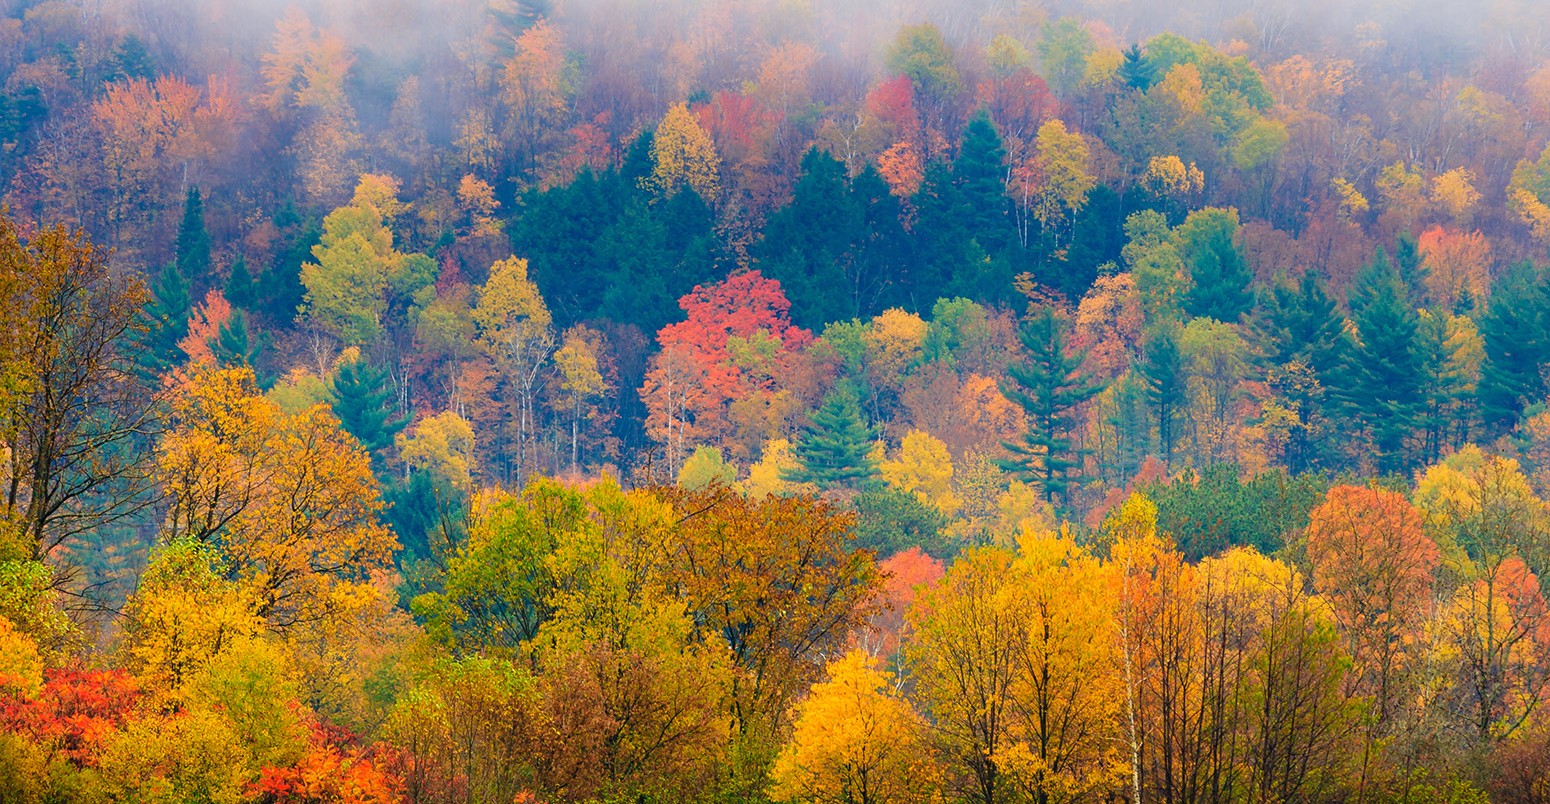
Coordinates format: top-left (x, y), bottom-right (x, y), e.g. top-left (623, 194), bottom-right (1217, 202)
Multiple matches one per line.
top-left (6, 0), bottom-right (1550, 800)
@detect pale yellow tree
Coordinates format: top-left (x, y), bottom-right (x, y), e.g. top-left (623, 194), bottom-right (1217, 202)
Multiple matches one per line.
top-left (551, 324), bottom-right (609, 473)
top-left (651, 102), bottom-right (721, 201)
top-left (1431, 168), bottom-right (1481, 225)
top-left (397, 410), bottom-right (477, 489)
top-left (879, 429), bottom-right (959, 515)
top-left (474, 257), bottom-right (556, 479)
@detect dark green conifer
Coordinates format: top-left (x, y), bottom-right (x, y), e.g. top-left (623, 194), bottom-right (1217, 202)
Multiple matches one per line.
top-left (224, 256), bottom-right (254, 309)
top-left (999, 306), bottom-right (1105, 506)
top-left (176, 187), bottom-right (211, 280)
top-left (136, 261), bottom-right (191, 377)
top-left (1340, 249), bottom-right (1422, 474)
top-left (1477, 261), bottom-right (1550, 435)
top-left (1180, 210), bottom-right (1253, 323)
top-left (331, 359), bottom-right (410, 466)
top-left (1118, 43), bottom-right (1158, 91)
top-left (212, 308), bottom-right (264, 375)
top-left (1139, 322), bottom-right (1184, 464)
top-left (784, 384), bottom-right (879, 490)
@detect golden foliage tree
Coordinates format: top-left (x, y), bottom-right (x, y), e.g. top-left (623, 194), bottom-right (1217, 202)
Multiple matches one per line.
top-left (157, 366), bottom-right (396, 630)
top-left (771, 650), bottom-right (938, 804)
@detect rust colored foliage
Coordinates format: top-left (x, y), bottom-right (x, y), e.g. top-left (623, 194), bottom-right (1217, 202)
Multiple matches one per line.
top-left (252, 723), bottom-right (404, 804)
top-left (1305, 485), bottom-right (1438, 717)
top-left (655, 485), bottom-right (881, 732)
top-left (976, 67), bottom-right (1059, 140)
top-left (0, 668), bottom-right (141, 767)
top-left (641, 271), bottom-right (813, 465)
top-left (872, 547), bottom-right (945, 656)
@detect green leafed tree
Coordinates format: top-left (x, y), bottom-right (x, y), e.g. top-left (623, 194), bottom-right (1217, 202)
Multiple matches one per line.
top-left (1177, 207), bottom-right (1253, 323)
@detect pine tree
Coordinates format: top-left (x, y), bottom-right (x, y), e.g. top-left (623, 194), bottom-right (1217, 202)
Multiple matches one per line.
top-left (954, 111), bottom-right (1011, 256)
top-left (136, 261), bottom-right (191, 377)
top-left (1180, 209), bottom-right (1253, 323)
top-left (1393, 231), bottom-right (1429, 308)
top-left (1252, 270), bottom-right (1348, 377)
top-left (785, 385), bottom-right (879, 490)
top-left (211, 308), bottom-right (265, 376)
top-left (176, 187), bottom-right (211, 280)
top-left (757, 148), bottom-right (863, 328)
top-left (1477, 261), bottom-right (1550, 435)
top-left (331, 359), bottom-right (410, 466)
top-left (1414, 311), bottom-right (1474, 464)
top-left (999, 306), bottom-right (1105, 506)
top-left (224, 256), bottom-right (255, 309)
top-left (1118, 43), bottom-right (1157, 91)
top-left (1340, 250), bottom-right (1421, 475)
top-left (1139, 322), bottom-right (1184, 465)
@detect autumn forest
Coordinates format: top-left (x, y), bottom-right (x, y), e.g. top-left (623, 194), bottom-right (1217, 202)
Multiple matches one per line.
top-left (5, 0), bottom-right (1550, 800)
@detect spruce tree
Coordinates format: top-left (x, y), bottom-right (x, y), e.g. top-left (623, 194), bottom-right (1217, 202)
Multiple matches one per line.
top-left (1139, 322), bottom-right (1184, 465)
top-left (1340, 251), bottom-right (1421, 474)
top-left (1253, 270), bottom-right (1348, 376)
top-left (757, 148), bottom-right (862, 327)
top-left (1179, 208), bottom-right (1253, 323)
top-left (954, 111), bottom-right (1011, 256)
top-left (1414, 311), bottom-right (1474, 464)
top-left (331, 359), bottom-right (410, 466)
top-left (1477, 261), bottom-right (1550, 435)
top-left (999, 306), bottom-right (1105, 506)
top-left (785, 385), bottom-right (879, 490)
top-left (175, 187), bottom-right (211, 280)
top-left (1393, 231), bottom-right (1429, 308)
top-left (212, 308), bottom-right (265, 376)
top-left (224, 256), bottom-right (255, 309)
top-left (137, 261), bottom-right (191, 376)
top-left (1118, 43), bottom-right (1158, 91)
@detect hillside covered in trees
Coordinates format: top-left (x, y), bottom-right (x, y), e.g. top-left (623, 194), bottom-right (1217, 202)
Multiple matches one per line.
top-left (6, 0), bottom-right (1550, 800)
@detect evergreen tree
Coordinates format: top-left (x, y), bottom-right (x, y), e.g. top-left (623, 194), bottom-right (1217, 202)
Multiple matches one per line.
top-left (1477, 261), bottom-right (1550, 434)
top-left (757, 148), bottom-right (863, 328)
top-left (911, 160), bottom-right (969, 302)
top-left (258, 216), bottom-right (317, 326)
top-left (212, 308), bottom-right (265, 377)
top-left (331, 359), bottom-right (410, 467)
top-left (1118, 43), bottom-right (1158, 91)
top-left (1252, 270), bottom-right (1348, 376)
top-left (850, 163), bottom-right (912, 315)
top-left (1414, 311), bottom-right (1474, 464)
top-left (954, 111), bottom-right (1011, 256)
top-left (1340, 251), bottom-right (1421, 474)
top-left (999, 306), bottom-right (1105, 506)
top-left (1393, 231), bottom-right (1429, 308)
top-left (224, 256), bottom-right (254, 309)
top-left (175, 187), bottom-right (211, 280)
top-left (137, 261), bottom-right (191, 376)
top-left (385, 469), bottom-right (467, 564)
top-left (1139, 322), bottom-right (1184, 464)
top-left (1249, 273), bottom-right (1352, 472)
top-left (1056, 185), bottom-right (1125, 302)
top-left (1179, 208), bottom-right (1253, 323)
top-left (785, 384), bottom-right (879, 490)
